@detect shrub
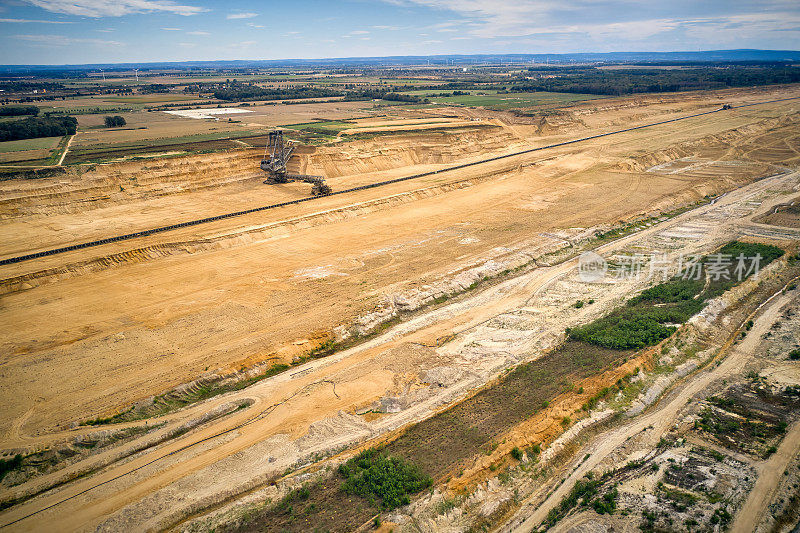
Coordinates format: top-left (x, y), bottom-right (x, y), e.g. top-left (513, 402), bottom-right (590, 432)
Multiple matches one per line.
top-left (0, 454), bottom-right (22, 481)
top-left (629, 278), bottom-right (704, 305)
top-left (568, 313), bottom-right (677, 349)
top-left (339, 448), bottom-right (432, 510)
top-left (789, 349), bottom-right (800, 361)
top-left (510, 447), bottom-right (523, 461)
top-left (710, 507), bottom-right (731, 525)
top-left (544, 474), bottom-right (605, 527)
top-left (766, 445), bottom-right (778, 457)
top-left (592, 487), bottom-right (618, 515)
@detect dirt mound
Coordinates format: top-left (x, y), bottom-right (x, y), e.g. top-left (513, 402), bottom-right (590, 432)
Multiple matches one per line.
top-left (0, 150), bottom-right (265, 219)
top-left (613, 113), bottom-right (799, 172)
top-left (303, 126), bottom-right (514, 178)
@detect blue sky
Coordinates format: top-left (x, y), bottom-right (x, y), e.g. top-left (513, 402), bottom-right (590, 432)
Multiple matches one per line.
top-left (1, 0), bottom-right (799, 65)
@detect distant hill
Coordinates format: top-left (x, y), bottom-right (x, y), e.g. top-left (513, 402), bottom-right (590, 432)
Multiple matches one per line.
top-left (1, 49), bottom-right (799, 73)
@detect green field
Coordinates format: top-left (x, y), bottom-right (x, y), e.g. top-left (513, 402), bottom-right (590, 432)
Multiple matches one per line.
top-left (403, 90), bottom-right (607, 109)
top-left (71, 129), bottom-right (263, 152)
top-left (102, 94), bottom-right (202, 104)
top-left (0, 136), bottom-right (63, 153)
top-left (379, 78), bottom-right (448, 85)
top-left (281, 120), bottom-right (354, 134)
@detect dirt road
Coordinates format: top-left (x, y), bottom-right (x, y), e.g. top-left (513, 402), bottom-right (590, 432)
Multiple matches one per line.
top-left (732, 420), bottom-right (800, 532)
top-left (1, 165), bottom-right (797, 531)
top-left (504, 278), bottom-right (799, 532)
top-left (56, 134), bottom-right (74, 167)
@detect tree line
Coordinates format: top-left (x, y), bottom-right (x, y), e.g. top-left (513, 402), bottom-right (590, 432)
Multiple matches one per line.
top-left (212, 82), bottom-right (430, 103)
top-left (0, 116), bottom-right (77, 142)
top-left (0, 105), bottom-right (39, 116)
top-left (513, 65), bottom-right (800, 95)
top-left (342, 89), bottom-right (428, 102)
top-left (213, 84), bottom-right (344, 101)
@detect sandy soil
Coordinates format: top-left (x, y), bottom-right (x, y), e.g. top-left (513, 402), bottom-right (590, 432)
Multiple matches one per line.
top-left (507, 281), bottom-right (800, 532)
top-left (0, 86), bottom-right (799, 531)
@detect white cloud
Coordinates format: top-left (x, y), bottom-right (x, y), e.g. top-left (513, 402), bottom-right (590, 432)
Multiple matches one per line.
top-left (0, 17), bottom-right (73, 23)
top-left (226, 12), bottom-right (258, 19)
top-left (186, 30), bottom-right (208, 35)
top-left (382, 0), bottom-right (800, 46)
top-left (24, 0), bottom-right (205, 17)
top-left (246, 22), bottom-right (264, 28)
top-left (222, 39), bottom-right (257, 50)
top-left (349, 30), bottom-right (369, 35)
top-left (161, 27), bottom-right (181, 30)
top-left (14, 33), bottom-right (123, 45)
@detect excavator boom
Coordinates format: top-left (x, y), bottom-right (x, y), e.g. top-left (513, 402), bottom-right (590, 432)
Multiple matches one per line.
top-left (260, 130), bottom-right (331, 196)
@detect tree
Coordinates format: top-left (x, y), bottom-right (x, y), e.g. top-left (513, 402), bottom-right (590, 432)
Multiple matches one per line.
top-left (104, 115), bottom-right (126, 127)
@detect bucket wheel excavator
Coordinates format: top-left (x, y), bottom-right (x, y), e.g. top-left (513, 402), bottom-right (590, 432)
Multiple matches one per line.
top-left (260, 130), bottom-right (331, 196)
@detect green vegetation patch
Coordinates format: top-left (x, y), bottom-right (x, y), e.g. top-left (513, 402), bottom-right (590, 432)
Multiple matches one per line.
top-left (0, 136), bottom-right (63, 153)
top-left (568, 241), bottom-right (784, 350)
top-left (339, 448), bottom-right (432, 510)
top-left (220, 447), bottom-right (431, 532)
top-left (282, 120), bottom-right (353, 137)
top-left (0, 105), bottom-right (39, 117)
top-left (420, 91), bottom-right (604, 110)
top-left (0, 455), bottom-right (22, 482)
top-left (0, 115), bottom-right (77, 142)
top-left (544, 472), bottom-right (621, 528)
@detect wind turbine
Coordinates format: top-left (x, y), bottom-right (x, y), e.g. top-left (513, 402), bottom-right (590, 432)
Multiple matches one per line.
top-left (99, 68), bottom-right (105, 81)
top-left (134, 69), bottom-right (139, 82)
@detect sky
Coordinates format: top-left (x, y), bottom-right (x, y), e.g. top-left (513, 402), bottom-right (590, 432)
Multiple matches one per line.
top-left (0, 0), bottom-right (799, 65)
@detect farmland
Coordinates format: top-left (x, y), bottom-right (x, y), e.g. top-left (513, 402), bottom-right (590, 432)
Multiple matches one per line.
top-left (404, 90), bottom-right (608, 109)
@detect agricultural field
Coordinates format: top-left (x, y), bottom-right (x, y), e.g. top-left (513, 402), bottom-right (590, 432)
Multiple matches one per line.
top-left (0, 65), bottom-right (799, 533)
top-left (0, 136), bottom-right (63, 165)
top-left (404, 89), bottom-right (608, 110)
